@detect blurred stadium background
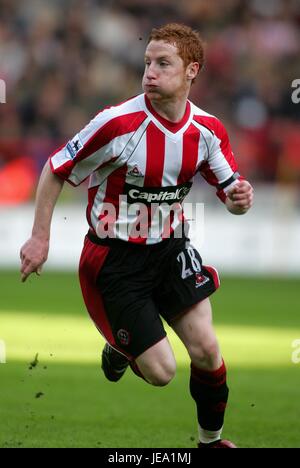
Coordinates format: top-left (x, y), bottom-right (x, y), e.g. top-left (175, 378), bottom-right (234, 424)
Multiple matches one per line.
top-left (1, 0), bottom-right (300, 448)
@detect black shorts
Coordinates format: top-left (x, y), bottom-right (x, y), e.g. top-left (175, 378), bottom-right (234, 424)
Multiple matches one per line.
top-left (79, 232), bottom-right (220, 360)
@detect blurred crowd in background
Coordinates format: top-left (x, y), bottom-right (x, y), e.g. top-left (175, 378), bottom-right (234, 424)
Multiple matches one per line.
top-left (0, 0), bottom-right (299, 204)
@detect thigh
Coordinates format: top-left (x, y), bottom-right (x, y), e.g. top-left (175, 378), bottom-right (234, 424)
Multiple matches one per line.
top-left (171, 297), bottom-right (214, 348)
top-left (97, 243), bottom-right (166, 360)
top-left (156, 240), bottom-right (220, 324)
top-left (171, 298), bottom-right (221, 369)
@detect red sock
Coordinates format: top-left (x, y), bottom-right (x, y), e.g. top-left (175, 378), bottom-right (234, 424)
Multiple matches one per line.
top-left (190, 360), bottom-right (229, 431)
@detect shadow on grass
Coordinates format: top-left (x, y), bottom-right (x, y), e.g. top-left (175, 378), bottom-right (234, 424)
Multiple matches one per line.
top-left (0, 361), bottom-right (299, 448)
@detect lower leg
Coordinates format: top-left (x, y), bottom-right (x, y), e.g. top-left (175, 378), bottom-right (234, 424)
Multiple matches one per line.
top-left (190, 358), bottom-right (229, 444)
top-left (171, 299), bottom-right (230, 444)
top-left (101, 344), bottom-right (130, 382)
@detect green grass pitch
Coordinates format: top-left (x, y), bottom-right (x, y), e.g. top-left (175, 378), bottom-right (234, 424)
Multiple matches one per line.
top-left (0, 270), bottom-right (299, 448)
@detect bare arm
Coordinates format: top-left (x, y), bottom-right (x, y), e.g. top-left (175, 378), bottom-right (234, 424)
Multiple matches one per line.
top-left (20, 160), bottom-right (64, 282)
top-left (225, 180), bottom-right (254, 215)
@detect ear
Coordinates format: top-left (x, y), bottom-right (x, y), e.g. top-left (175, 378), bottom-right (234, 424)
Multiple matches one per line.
top-left (186, 62), bottom-right (200, 81)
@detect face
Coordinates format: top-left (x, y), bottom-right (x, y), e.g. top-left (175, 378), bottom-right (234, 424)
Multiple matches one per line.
top-left (142, 40), bottom-right (198, 102)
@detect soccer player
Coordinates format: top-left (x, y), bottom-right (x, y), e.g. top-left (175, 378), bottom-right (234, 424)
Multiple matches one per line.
top-left (20, 23), bottom-right (253, 448)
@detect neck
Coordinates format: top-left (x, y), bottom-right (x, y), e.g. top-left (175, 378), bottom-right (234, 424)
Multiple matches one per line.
top-left (149, 95), bottom-right (189, 123)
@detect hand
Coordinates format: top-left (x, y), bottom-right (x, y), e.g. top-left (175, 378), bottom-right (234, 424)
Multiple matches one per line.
top-left (20, 237), bottom-right (49, 283)
top-left (226, 180), bottom-right (254, 214)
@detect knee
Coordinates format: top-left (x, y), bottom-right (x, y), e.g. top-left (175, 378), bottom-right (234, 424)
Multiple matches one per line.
top-left (135, 338), bottom-right (177, 386)
top-left (188, 338), bottom-right (220, 368)
top-left (143, 360), bottom-right (176, 387)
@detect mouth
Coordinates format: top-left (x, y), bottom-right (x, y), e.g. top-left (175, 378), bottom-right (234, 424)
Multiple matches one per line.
top-left (144, 84), bottom-right (160, 92)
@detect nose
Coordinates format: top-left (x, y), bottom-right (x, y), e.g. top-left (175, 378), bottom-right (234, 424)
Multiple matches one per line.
top-left (145, 63), bottom-right (157, 81)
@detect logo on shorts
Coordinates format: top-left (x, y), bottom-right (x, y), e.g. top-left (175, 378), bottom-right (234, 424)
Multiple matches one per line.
top-left (117, 329), bottom-right (130, 346)
top-left (195, 273), bottom-right (209, 288)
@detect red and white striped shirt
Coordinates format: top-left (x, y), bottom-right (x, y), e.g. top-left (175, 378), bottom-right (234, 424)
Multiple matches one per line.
top-left (50, 94), bottom-right (242, 244)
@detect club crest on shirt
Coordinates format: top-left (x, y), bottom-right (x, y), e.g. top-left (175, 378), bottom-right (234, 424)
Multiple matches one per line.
top-left (128, 165), bottom-right (144, 178)
top-left (66, 134), bottom-right (84, 159)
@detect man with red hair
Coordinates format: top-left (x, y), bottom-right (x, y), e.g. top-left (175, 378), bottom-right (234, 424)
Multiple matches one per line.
top-left (20, 23), bottom-right (253, 448)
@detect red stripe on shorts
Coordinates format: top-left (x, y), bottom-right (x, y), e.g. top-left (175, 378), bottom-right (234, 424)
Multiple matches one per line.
top-left (204, 265), bottom-right (220, 289)
top-left (79, 236), bottom-right (115, 344)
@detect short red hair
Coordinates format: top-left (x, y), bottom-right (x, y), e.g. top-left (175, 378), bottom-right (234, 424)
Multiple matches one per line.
top-left (148, 23), bottom-right (205, 75)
